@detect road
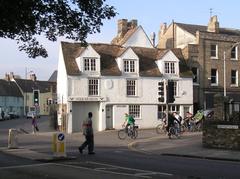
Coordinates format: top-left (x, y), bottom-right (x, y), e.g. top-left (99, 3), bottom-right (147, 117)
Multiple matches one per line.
top-left (0, 117), bottom-right (240, 179)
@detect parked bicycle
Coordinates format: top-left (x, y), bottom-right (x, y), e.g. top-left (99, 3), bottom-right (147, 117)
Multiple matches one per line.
top-left (118, 124), bottom-right (138, 140)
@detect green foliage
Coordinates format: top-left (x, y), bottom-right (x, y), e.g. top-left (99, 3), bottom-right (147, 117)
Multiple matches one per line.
top-left (0, 0), bottom-right (116, 58)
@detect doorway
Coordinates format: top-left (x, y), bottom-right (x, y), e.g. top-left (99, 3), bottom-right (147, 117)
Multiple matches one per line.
top-left (106, 105), bottom-right (113, 130)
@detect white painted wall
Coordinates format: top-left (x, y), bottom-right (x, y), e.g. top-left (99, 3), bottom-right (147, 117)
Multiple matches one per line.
top-left (57, 43), bottom-right (68, 104)
top-left (123, 26), bottom-right (153, 48)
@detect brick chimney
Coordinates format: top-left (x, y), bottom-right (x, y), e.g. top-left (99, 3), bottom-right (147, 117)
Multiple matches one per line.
top-left (30, 73), bottom-right (37, 81)
top-left (159, 23), bottom-right (167, 36)
top-left (9, 72), bottom-right (15, 80)
top-left (207, 15), bottom-right (219, 33)
top-left (117, 19), bottom-right (138, 38)
top-left (4, 73), bottom-right (10, 81)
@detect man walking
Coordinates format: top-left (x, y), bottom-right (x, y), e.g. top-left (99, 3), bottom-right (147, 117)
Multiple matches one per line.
top-left (79, 112), bottom-right (95, 155)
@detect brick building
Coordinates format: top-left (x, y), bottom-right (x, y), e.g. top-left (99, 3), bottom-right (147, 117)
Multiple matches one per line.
top-left (158, 16), bottom-right (240, 112)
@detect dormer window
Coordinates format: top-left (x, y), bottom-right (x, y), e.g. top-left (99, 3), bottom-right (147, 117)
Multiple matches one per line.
top-left (84, 58), bottom-right (96, 71)
top-left (164, 62), bottom-right (175, 74)
top-left (124, 60), bottom-right (136, 73)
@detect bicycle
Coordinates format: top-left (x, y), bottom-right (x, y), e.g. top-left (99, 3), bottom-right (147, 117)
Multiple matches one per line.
top-left (156, 123), bottom-right (168, 134)
top-left (118, 124), bottom-right (138, 140)
top-left (168, 123), bottom-right (181, 139)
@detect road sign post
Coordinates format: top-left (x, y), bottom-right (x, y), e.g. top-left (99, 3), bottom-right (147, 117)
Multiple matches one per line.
top-left (52, 132), bottom-right (66, 157)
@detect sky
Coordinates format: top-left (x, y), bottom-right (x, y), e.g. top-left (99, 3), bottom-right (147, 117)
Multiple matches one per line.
top-left (1, 0), bottom-right (240, 81)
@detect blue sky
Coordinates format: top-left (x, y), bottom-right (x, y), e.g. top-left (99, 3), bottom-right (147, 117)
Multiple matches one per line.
top-left (0, 0), bottom-right (239, 80)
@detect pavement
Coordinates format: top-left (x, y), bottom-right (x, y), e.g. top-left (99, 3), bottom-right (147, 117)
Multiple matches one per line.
top-left (1, 128), bottom-right (240, 162)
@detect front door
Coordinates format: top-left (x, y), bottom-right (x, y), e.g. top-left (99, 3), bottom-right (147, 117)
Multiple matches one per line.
top-left (106, 105), bottom-right (113, 130)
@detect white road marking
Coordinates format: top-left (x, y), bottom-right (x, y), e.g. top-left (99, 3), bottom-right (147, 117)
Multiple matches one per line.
top-left (54, 163), bottom-right (151, 178)
top-left (87, 161), bottom-right (173, 176)
top-left (0, 163), bottom-right (53, 170)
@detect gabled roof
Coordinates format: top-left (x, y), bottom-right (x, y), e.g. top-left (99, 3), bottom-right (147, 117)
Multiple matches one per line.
top-left (0, 80), bottom-right (23, 97)
top-left (14, 79), bottom-right (55, 93)
top-left (111, 26), bottom-right (153, 47)
top-left (176, 22), bottom-right (240, 36)
top-left (61, 42), bottom-right (85, 75)
top-left (111, 26), bottom-right (138, 46)
top-left (91, 43), bottom-right (125, 76)
top-left (60, 41), bottom-right (192, 78)
top-left (48, 70), bottom-right (57, 82)
top-left (131, 47), bottom-right (161, 77)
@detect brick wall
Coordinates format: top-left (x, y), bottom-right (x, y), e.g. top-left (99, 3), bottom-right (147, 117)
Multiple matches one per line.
top-left (202, 120), bottom-right (240, 150)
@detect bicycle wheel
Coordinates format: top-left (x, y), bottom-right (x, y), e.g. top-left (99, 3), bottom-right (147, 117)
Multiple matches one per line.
top-left (156, 124), bottom-right (165, 134)
top-left (118, 129), bottom-right (127, 140)
top-left (168, 127), bottom-right (175, 139)
top-left (131, 129), bottom-right (138, 139)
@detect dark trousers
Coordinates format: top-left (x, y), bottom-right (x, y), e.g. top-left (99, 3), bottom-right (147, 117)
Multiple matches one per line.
top-left (79, 135), bottom-right (94, 152)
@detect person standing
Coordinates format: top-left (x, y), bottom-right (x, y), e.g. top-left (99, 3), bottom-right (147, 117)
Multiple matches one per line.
top-left (1, 110), bottom-right (5, 120)
top-left (31, 114), bottom-right (39, 134)
top-left (79, 112), bottom-right (95, 155)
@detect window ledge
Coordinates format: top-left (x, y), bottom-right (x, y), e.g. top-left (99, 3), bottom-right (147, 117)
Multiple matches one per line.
top-left (230, 84), bottom-right (238, 87)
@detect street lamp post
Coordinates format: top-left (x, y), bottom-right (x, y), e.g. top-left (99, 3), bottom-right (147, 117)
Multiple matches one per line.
top-left (223, 51), bottom-right (226, 97)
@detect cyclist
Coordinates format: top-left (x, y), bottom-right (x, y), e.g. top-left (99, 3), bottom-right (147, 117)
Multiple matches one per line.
top-left (122, 113), bottom-right (135, 133)
top-left (166, 112), bottom-right (175, 135)
top-left (172, 112), bottom-right (182, 133)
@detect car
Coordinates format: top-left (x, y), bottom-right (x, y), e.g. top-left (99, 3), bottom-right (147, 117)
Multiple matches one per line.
top-left (26, 111), bottom-right (40, 119)
top-left (27, 111), bottom-right (35, 119)
top-left (8, 112), bottom-right (19, 119)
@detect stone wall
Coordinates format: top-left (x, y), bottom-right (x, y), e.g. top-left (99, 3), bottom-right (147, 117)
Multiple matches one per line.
top-left (202, 120), bottom-right (240, 150)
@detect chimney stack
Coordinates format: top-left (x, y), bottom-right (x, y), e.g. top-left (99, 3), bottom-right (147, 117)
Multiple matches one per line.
top-left (30, 73), bottom-right (37, 81)
top-left (207, 15), bottom-right (219, 33)
top-left (159, 23), bottom-right (167, 36)
top-left (117, 19), bottom-right (138, 38)
top-left (5, 73), bottom-right (10, 81)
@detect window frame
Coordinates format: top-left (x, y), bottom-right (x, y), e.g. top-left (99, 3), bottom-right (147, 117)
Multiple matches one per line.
top-left (210, 44), bottom-right (218, 59)
top-left (129, 105), bottom-right (141, 119)
top-left (173, 81), bottom-right (178, 97)
top-left (164, 62), bottom-right (176, 74)
top-left (231, 69), bottom-right (238, 86)
top-left (126, 79), bottom-right (137, 96)
top-left (192, 67), bottom-right (199, 83)
top-left (124, 59), bottom-right (136, 73)
top-left (211, 68), bottom-right (218, 85)
top-left (88, 78), bottom-right (99, 96)
top-left (168, 105), bottom-right (180, 113)
top-left (231, 46), bottom-right (238, 60)
top-left (84, 58), bottom-right (96, 71)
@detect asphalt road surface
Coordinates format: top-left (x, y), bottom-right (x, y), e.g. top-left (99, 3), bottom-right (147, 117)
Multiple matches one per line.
top-left (1, 117), bottom-right (240, 179)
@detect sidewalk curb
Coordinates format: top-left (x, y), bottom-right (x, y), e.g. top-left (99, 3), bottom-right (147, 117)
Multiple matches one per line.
top-left (128, 134), bottom-right (240, 162)
top-left (0, 147), bottom-right (77, 162)
top-left (161, 153), bottom-right (240, 162)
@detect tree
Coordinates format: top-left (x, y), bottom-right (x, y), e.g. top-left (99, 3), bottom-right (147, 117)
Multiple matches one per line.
top-left (0, 0), bottom-right (116, 58)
